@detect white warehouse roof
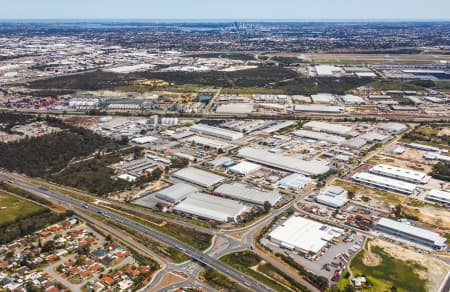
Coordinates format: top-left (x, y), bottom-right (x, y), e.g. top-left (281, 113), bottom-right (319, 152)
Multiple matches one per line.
top-left (277, 173), bottom-right (312, 191)
top-left (173, 167), bottom-right (225, 188)
top-left (370, 164), bottom-right (429, 184)
top-left (229, 161), bottom-right (262, 175)
top-left (131, 136), bottom-right (159, 144)
top-left (238, 147), bottom-right (330, 176)
top-left (155, 183), bottom-right (198, 204)
top-left (185, 135), bottom-right (233, 150)
top-left (269, 216), bottom-right (344, 255)
top-left (426, 189), bottom-right (450, 206)
top-left (293, 129), bottom-right (346, 144)
top-left (352, 172), bottom-right (417, 194)
top-left (377, 218), bottom-right (446, 249)
top-left (190, 124), bottom-right (244, 141)
top-left (303, 121), bottom-right (352, 136)
top-left (214, 182), bottom-right (281, 206)
top-left (174, 192), bottom-right (248, 223)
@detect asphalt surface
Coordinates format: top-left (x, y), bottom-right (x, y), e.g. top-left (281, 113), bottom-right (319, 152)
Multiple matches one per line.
top-left (0, 173), bottom-right (273, 292)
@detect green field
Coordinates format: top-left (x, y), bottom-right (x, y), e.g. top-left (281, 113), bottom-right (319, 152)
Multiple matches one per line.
top-left (350, 245), bottom-right (427, 292)
top-left (0, 191), bottom-right (45, 225)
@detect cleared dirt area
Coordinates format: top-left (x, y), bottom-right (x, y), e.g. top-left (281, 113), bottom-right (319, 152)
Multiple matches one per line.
top-left (362, 241), bottom-right (382, 267)
top-left (151, 272), bottom-right (187, 291)
top-left (370, 152), bottom-right (434, 173)
top-left (371, 239), bottom-right (449, 292)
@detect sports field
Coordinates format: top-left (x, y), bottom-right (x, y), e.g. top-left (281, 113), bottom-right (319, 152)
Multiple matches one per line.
top-left (0, 191), bottom-right (45, 225)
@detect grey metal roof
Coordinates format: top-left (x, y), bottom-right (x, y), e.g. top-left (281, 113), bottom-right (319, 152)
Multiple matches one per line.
top-left (238, 147), bottom-right (330, 176)
top-left (155, 183), bottom-right (198, 202)
top-left (173, 167), bottom-right (225, 188)
top-left (214, 182), bottom-right (281, 206)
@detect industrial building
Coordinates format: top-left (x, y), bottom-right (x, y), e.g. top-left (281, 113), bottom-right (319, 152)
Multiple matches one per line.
top-left (185, 135), bottom-right (233, 151)
top-left (215, 103), bottom-right (254, 114)
top-left (406, 143), bottom-right (440, 152)
top-left (214, 182), bottom-right (281, 206)
top-left (294, 105), bottom-right (344, 114)
top-left (314, 65), bottom-right (343, 77)
top-left (315, 186), bottom-right (349, 208)
top-left (190, 124), bottom-right (243, 141)
top-left (369, 164), bottom-right (430, 184)
top-left (276, 173), bottom-right (312, 191)
top-left (173, 167), bottom-right (225, 188)
top-left (352, 172), bottom-right (417, 195)
top-left (377, 122), bottom-right (407, 133)
top-left (343, 138), bottom-right (367, 149)
top-left (425, 189), bottom-right (450, 207)
top-left (173, 192), bottom-right (248, 223)
top-left (238, 147), bottom-right (330, 176)
top-left (131, 136), bottom-right (159, 144)
top-left (292, 130), bottom-right (346, 145)
top-left (376, 218), bottom-right (447, 250)
top-left (311, 93), bottom-right (336, 104)
top-left (261, 121), bottom-right (295, 134)
top-left (339, 94), bottom-right (366, 105)
top-left (268, 216), bottom-right (344, 256)
top-left (303, 121), bottom-right (352, 136)
top-left (205, 156), bottom-right (234, 169)
top-left (154, 183), bottom-right (198, 204)
top-left (229, 161), bottom-right (261, 176)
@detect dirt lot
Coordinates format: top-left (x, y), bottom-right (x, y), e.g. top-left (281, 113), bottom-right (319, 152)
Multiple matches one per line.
top-left (371, 239), bottom-right (449, 292)
top-left (151, 272), bottom-right (187, 291)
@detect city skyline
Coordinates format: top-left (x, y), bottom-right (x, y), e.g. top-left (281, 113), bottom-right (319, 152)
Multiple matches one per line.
top-left (0, 0), bottom-right (449, 20)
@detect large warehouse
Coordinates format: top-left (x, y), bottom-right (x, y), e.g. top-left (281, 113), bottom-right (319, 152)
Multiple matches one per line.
top-left (292, 129), bottom-right (346, 145)
top-left (185, 135), bottom-right (233, 151)
top-left (269, 216), bottom-right (344, 256)
top-left (238, 147), bottom-right (330, 176)
top-left (173, 192), bottom-right (248, 223)
top-left (315, 186), bottom-right (349, 208)
top-left (352, 172), bottom-right (417, 195)
top-left (190, 124), bottom-right (244, 141)
top-left (369, 164), bottom-right (430, 184)
top-left (276, 173), bottom-right (312, 191)
top-left (173, 167), bottom-right (225, 188)
top-left (154, 183), bottom-right (198, 204)
top-left (214, 182), bottom-right (281, 206)
top-left (426, 189), bottom-right (450, 207)
top-left (376, 218), bottom-right (447, 250)
top-left (302, 121), bottom-right (353, 136)
top-left (229, 161), bottom-right (261, 176)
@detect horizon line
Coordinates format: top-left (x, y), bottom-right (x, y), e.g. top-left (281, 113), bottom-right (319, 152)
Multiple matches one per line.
top-left (0, 18), bottom-right (450, 23)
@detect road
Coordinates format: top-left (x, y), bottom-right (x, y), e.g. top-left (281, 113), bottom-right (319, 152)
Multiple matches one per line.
top-left (0, 172), bottom-right (274, 292)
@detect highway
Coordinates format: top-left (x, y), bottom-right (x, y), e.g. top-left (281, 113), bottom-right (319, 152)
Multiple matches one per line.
top-left (0, 173), bottom-right (274, 292)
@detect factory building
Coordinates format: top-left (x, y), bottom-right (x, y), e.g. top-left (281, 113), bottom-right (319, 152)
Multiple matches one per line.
top-left (261, 121), bottom-right (295, 134)
top-left (294, 105), bottom-right (344, 114)
top-left (369, 164), bottom-right (430, 184)
top-left (215, 103), bottom-right (254, 114)
top-left (269, 216), bottom-right (344, 257)
top-left (173, 167), bottom-right (225, 188)
top-left (174, 192), bottom-right (248, 223)
top-left (292, 130), bottom-right (346, 145)
top-left (406, 143), bottom-right (440, 153)
top-left (303, 121), bottom-right (353, 136)
top-left (154, 183), bottom-right (198, 204)
top-left (238, 147), bottom-right (330, 176)
top-left (315, 186), bottom-right (349, 208)
top-left (343, 138), bottom-right (367, 149)
top-left (425, 189), bottom-right (450, 207)
top-left (276, 174), bottom-right (312, 191)
top-left (131, 136), bottom-right (159, 144)
top-left (352, 172), bottom-right (416, 195)
top-left (376, 218), bottom-right (446, 250)
top-left (311, 93), bottom-right (336, 104)
top-left (339, 94), bottom-right (366, 105)
top-left (214, 182), bottom-right (281, 206)
top-left (377, 122), bottom-right (407, 133)
top-left (185, 135), bottom-right (233, 151)
top-left (190, 124), bottom-right (243, 141)
top-left (229, 161), bottom-right (261, 176)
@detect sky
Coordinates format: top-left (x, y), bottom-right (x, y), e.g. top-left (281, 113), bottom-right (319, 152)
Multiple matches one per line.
top-left (0, 0), bottom-right (449, 20)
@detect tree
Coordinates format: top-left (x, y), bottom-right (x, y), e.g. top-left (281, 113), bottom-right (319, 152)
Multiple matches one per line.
top-left (263, 201), bottom-right (271, 213)
top-left (394, 204), bottom-right (403, 219)
top-left (347, 191), bottom-right (355, 200)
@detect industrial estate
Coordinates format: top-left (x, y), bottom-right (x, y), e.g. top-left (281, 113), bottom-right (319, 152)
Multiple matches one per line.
top-left (0, 16), bottom-right (449, 292)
